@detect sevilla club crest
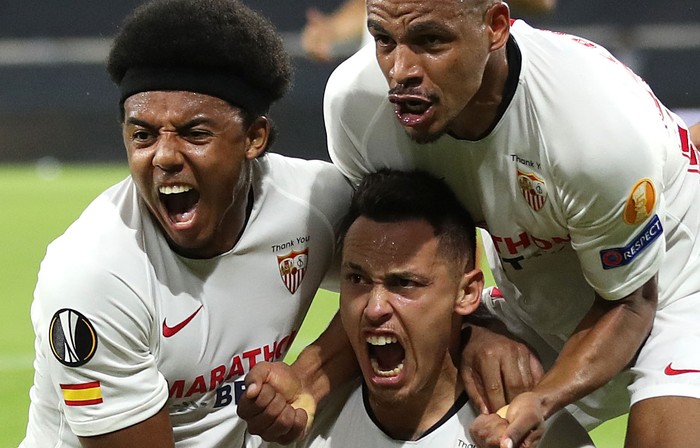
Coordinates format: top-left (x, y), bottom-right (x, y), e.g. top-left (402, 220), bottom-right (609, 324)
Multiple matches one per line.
top-left (277, 249), bottom-right (308, 294)
top-left (517, 169), bottom-right (547, 211)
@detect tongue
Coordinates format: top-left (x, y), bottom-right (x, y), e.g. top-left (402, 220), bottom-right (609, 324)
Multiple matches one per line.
top-left (373, 343), bottom-right (405, 371)
top-left (163, 191), bottom-right (198, 223)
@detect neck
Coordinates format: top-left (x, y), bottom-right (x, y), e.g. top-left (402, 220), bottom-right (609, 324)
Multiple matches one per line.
top-left (368, 351), bottom-right (465, 440)
top-left (449, 45), bottom-right (510, 140)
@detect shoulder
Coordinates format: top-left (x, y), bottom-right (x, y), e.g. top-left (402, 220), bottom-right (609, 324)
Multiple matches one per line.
top-left (513, 20), bottom-right (661, 121)
top-left (324, 43), bottom-right (389, 121)
top-left (510, 21), bottom-right (671, 166)
top-left (255, 154), bottom-right (353, 220)
top-left (259, 153), bottom-right (351, 190)
top-left (36, 178), bottom-right (150, 310)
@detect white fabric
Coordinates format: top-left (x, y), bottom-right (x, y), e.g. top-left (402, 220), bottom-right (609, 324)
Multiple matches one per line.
top-left (297, 386), bottom-right (478, 448)
top-left (324, 20), bottom-right (700, 427)
top-left (21, 154), bottom-right (352, 448)
top-left (251, 380), bottom-right (594, 448)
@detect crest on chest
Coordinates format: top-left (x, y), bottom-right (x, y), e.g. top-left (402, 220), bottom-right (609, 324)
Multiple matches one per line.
top-left (516, 168), bottom-right (548, 212)
top-left (277, 248), bottom-right (309, 294)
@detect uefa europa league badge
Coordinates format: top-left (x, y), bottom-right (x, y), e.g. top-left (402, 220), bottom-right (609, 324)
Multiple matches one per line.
top-left (49, 308), bottom-right (98, 367)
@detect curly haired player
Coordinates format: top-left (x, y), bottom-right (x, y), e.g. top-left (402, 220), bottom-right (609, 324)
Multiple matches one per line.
top-left (20, 0), bottom-right (352, 446)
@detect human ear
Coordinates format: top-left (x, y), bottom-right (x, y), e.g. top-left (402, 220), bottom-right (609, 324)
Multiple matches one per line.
top-left (454, 268), bottom-right (484, 316)
top-left (245, 116), bottom-right (270, 159)
top-left (485, 2), bottom-right (510, 52)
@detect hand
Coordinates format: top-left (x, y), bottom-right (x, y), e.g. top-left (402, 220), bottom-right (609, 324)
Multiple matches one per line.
top-left (460, 325), bottom-right (544, 413)
top-left (236, 361), bottom-right (316, 444)
top-left (301, 8), bottom-right (335, 62)
top-left (470, 396), bottom-right (546, 448)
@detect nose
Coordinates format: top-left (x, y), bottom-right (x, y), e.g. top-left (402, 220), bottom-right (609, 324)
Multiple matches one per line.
top-left (364, 285), bottom-right (393, 325)
top-left (152, 131), bottom-right (184, 172)
top-left (388, 44), bottom-right (422, 88)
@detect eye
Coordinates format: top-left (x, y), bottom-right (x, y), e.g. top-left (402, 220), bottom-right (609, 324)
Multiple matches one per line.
top-left (387, 276), bottom-right (418, 288)
top-left (397, 278), bottom-right (415, 288)
top-left (130, 129), bottom-right (155, 145)
top-left (372, 32), bottom-right (395, 50)
top-left (420, 35), bottom-right (443, 47)
top-left (183, 129), bottom-right (213, 143)
top-left (348, 274), bottom-right (364, 284)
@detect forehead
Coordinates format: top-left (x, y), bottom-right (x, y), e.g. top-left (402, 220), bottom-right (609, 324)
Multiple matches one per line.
top-left (123, 91), bottom-right (237, 120)
top-left (343, 217), bottom-right (442, 268)
top-left (367, 0), bottom-right (468, 26)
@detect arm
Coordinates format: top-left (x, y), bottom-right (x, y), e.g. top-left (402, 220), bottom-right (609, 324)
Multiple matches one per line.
top-left (301, 0), bottom-right (366, 62)
top-left (472, 276), bottom-right (657, 448)
top-left (238, 313), bottom-right (360, 443)
top-left (34, 238), bottom-right (171, 445)
top-left (79, 406), bottom-right (174, 448)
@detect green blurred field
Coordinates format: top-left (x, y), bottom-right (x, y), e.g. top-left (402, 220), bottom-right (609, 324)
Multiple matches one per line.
top-left (0, 164), bottom-right (626, 447)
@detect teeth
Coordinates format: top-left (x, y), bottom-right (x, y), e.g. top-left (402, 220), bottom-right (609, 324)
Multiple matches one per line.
top-left (366, 335), bottom-right (398, 346)
top-left (371, 359), bottom-right (404, 377)
top-left (159, 185), bottom-right (192, 195)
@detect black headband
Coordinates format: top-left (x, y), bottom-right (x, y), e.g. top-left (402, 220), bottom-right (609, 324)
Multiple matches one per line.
top-left (119, 67), bottom-right (271, 114)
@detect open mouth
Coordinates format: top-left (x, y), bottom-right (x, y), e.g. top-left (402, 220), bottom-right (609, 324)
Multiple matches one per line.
top-left (397, 99), bottom-right (431, 115)
top-left (389, 95), bottom-right (434, 127)
top-left (159, 185), bottom-right (200, 224)
top-left (367, 334), bottom-right (405, 377)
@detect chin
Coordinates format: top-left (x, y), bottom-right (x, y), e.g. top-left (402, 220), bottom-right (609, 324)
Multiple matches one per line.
top-left (405, 127), bottom-right (447, 145)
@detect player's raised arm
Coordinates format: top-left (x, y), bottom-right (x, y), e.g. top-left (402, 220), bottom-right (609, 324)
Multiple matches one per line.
top-left (238, 313), bottom-right (359, 443)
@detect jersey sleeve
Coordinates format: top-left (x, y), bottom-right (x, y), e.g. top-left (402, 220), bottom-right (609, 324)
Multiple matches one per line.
top-left (538, 55), bottom-right (680, 300)
top-left (32, 240), bottom-right (168, 437)
top-left (324, 44), bottom-right (388, 186)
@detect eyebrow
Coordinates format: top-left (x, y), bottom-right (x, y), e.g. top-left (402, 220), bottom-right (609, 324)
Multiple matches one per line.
top-left (407, 20), bottom-right (451, 36)
top-left (343, 260), bottom-right (429, 283)
top-left (367, 18), bottom-right (453, 39)
top-left (124, 116), bottom-right (213, 129)
top-left (367, 19), bottom-right (386, 35)
top-left (124, 117), bottom-right (152, 128)
top-left (343, 261), bottom-right (367, 272)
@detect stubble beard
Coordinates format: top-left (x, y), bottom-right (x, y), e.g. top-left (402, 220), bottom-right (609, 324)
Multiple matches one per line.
top-left (406, 127), bottom-right (448, 145)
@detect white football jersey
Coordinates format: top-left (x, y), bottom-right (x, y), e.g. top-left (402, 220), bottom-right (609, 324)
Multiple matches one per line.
top-left (21, 154), bottom-right (352, 448)
top-left (251, 381), bottom-right (594, 448)
top-left (324, 20), bottom-right (700, 424)
top-left (325, 20), bottom-right (700, 343)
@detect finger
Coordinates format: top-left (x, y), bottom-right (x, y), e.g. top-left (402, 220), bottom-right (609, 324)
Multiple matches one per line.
top-left (243, 362), bottom-right (273, 399)
top-left (261, 363), bottom-right (302, 403)
top-left (478, 357), bottom-right (507, 411)
top-left (500, 437), bottom-right (514, 448)
top-left (273, 408), bottom-right (309, 445)
top-left (245, 389), bottom-right (296, 439)
top-left (305, 8), bottom-right (324, 22)
top-left (529, 353), bottom-right (545, 385)
top-left (462, 368), bottom-right (490, 414)
top-left (240, 381), bottom-right (280, 421)
top-left (520, 425), bottom-right (544, 448)
top-left (500, 357), bottom-right (530, 403)
top-left (503, 416), bottom-right (539, 448)
top-left (470, 414), bottom-right (508, 447)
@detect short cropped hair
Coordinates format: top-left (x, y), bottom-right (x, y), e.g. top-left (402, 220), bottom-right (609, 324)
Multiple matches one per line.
top-left (107, 0), bottom-right (292, 115)
top-left (339, 169), bottom-right (477, 269)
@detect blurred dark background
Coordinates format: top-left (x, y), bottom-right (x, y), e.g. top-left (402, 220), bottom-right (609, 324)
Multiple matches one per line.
top-left (0, 0), bottom-right (697, 163)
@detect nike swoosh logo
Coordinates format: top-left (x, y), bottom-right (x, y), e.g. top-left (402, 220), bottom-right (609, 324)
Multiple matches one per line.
top-left (664, 363), bottom-right (700, 376)
top-left (162, 305), bottom-right (203, 338)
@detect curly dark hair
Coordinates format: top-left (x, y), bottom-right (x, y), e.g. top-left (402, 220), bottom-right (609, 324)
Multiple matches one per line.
top-left (107, 0), bottom-right (292, 108)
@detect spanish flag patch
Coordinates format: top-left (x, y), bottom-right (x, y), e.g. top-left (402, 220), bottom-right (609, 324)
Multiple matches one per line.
top-left (60, 381), bottom-right (103, 406)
